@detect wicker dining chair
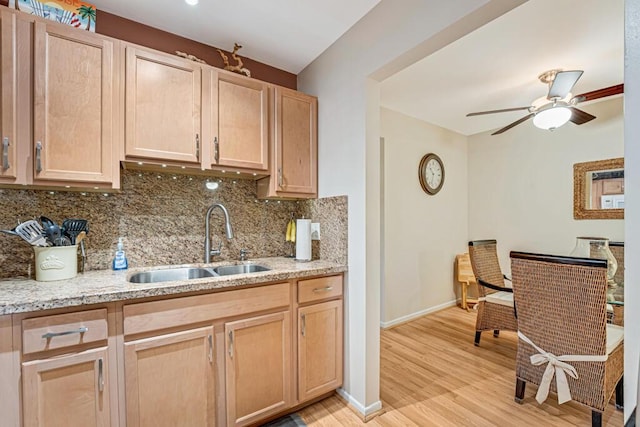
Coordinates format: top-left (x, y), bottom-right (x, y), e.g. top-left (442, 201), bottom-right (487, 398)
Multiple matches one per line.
top-left (510, 251), bottom-right (624, 427)
top-left (468, 240), bottom-right (517, 346)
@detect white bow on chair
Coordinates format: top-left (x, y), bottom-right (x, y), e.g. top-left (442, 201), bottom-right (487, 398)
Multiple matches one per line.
top-left (517, 332), bottom-right (608, 404)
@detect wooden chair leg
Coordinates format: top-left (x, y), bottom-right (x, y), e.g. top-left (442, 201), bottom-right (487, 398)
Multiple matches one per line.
top-left (515, 378), bottom-right (526, 403)
top-left (615, 376), bottom-right (624, 409)
top-left (461, 282), bottom-right (468, 311)
top-left (474, 331), bottom-right (481, 346)
top-left (591, 410), bottom-right (602, 427)
top-left (493, 330), bottom-right (500, 337)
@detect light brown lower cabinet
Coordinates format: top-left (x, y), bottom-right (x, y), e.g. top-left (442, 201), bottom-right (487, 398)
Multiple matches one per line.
top-left (9, 275), bottom-right (343, 426)
top-left (225, 311), bottom-right (292, 427)
top-left (22, 347), bottom-right (111, 427)
top-left (124, 326), bottom-right (215, 427)
top-left (298, 299), bottom-right (343, 402)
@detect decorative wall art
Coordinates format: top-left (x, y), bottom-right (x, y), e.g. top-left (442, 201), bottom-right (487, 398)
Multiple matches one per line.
top-left (12, 0), bottom-right (97, 32)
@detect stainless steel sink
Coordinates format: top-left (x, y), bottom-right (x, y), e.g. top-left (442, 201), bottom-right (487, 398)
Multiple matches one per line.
top-left (129, 267), bottom-right (218, 283)
top-left (213, 264), bottom-right (271, 276)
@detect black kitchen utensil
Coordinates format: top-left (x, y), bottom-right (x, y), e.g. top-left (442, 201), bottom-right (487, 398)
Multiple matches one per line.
top-left (41, 216), bottom-right (63, 246)
top-left (61, 218), bottom-right (88, 244)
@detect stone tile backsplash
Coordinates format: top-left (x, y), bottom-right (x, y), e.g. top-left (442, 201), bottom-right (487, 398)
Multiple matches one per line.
top-left (0, 170), bottom-right (347, 279)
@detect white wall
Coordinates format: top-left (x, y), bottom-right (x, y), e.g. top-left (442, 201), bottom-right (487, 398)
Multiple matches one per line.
top-left (468, 98), bottom-right (624, 273)
top-left (298, 0), bottom-right (524, 415)
top-left (624, 0), bottom-right (640, 419)
top-left (380, 108), bottom-right (468, 326)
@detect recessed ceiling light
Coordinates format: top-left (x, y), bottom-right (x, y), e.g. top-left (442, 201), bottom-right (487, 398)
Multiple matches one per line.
top-left (185, 0), bottom-right (198, 5)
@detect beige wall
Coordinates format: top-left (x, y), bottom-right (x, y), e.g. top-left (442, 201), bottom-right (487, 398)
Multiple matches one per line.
top-left (468, 97), bottom-right (624, 274)
top-left (381, 108), bottom-right (468, 326)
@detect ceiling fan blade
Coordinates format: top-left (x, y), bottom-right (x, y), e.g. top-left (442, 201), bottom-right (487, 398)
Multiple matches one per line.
top-left (570, 107), bottom-right (596, 125)
top-left (548, 70), bottom-right (583, 99)
top-left (573, 84), bottom-right (624, 103)
top-left (491, 113), bottom-right (535, 135)
top-left (466, 106), bottom-right (531, 117)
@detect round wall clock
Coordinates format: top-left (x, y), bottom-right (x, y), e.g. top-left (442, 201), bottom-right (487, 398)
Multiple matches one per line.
top-left (418, 153), bottom-right (445, 195)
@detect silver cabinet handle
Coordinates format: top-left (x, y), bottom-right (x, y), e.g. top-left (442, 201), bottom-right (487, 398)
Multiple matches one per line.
top-left (42, 326), bottom-right (88, 339)
top-left (278, 167), bottom-right (283, 188)
top-left (97, 358), bottom-right (104, 392)
top-left (35, 141), bottom-right (42, 173)
top-left (228, 330), bottom-right (234, 358)
top-left (2, 137), bottom-right (9, 170)
top-left (301, 314), bottom-right (306, 337)
top-left (313, 286), bottom-right (334, 293)
top-left (208, 334), bottom-right (213, 363)
top-left (214, 137), bottom-right (219, 163)
top-left (196, 133), bottom-right (200, 161)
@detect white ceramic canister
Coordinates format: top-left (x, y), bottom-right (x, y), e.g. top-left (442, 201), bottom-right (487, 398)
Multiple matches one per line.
top-left (33, 245), bottom-right (78, 281)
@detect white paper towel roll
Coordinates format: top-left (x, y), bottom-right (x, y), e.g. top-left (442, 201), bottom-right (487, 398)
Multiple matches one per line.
top-left (295, 219), bottom-right (312, 261)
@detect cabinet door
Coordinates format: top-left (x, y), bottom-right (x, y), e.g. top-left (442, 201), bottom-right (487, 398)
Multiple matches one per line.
top-left (274, 86), bottom-right (317, 195)
top-left (22, 347), bottom-right (110, 427)
top-left (298, 300), bottom-right (343, 401)
top-left (602, 177), bottom-right (624, 195)
top-left (124, 326), bottom-right (215, 427)
top-left (125, 46), bottom-right (202, 164)
top-left (33, 22), bottom-right (115, 184)
top-left (211, 71), bottom-right (268, 171)
top-left (0, 10), bottom-right (16, 183)
top-left (225, 311), bottom-right (292, 427)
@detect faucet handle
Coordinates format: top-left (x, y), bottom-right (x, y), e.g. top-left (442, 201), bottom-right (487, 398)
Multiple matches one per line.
top-left (240, 248), bottom-right (250, 261)
top-left (210, 241), bottom-right (222, 257)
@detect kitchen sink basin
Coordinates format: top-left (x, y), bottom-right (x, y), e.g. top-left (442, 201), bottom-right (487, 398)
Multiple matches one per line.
top-left (213, 264), bottom-right (271, 276)
top-left (129, 267), bottom-right (218, 284)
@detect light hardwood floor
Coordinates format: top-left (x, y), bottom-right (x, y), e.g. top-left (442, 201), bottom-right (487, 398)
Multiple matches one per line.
top-left (298, 307), bottom-right (623, 426)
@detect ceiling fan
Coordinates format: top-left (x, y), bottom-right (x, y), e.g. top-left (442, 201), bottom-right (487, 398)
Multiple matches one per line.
top-left (466, 69), bottom-right (624, 135)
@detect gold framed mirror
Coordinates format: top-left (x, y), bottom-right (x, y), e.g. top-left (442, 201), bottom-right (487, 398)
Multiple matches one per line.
top-left (573, 158), bottom-right (624, 220)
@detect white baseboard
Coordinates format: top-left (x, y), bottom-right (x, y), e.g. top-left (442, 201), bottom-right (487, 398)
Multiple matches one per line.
top-left (380, 299), bottom-right (458, 329)
top-left (336, 388), bottom-right (382, 416)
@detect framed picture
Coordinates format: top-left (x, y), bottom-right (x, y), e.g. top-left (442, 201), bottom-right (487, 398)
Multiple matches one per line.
top-left (13, 0), bottom-right (96, 32)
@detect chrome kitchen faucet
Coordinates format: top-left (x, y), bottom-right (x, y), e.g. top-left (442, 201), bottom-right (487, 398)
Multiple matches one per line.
top-left (204, 203), bottom-right (234, 263)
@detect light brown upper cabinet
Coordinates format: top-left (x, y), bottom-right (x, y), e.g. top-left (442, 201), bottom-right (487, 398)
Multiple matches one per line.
top-left (206, 70), bottom-right (269, 172)
top-left (257, 86), bottom-right (317, 198)
top-left (125, 46), bottom-right (202, 165)
top-left (32, 21), bottom-right (118, 187)
top-left (0, 10), bottom-right (17, 184)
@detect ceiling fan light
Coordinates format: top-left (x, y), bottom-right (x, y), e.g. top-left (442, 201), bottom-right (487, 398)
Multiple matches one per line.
top-left (533, 106), bottom-right (572, 130)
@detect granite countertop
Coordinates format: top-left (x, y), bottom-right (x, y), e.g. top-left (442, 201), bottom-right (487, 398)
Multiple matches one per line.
top-left (0, 257), bottom-right (347, 315)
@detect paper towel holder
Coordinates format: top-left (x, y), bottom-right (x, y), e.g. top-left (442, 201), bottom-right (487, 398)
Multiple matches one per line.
top-left (295, 218), bottom-right (312, 262)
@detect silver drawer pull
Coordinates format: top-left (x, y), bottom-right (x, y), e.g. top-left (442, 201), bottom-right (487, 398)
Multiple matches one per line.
top-left (97, 358), bottom-right (104, 392)
top-left (42, 326), bottom-right (88, 339)
top-left (196, 133), bottom-right (200, 161)
top-left (313, 286), bottom-right (334, 293)
top-left (208, 334), bottom-right (213, 363)
top-left (35, 141), bottom-right (42, 173)
top-left (214, 137), bottom-right (219, 163)
top-left (2, 137), bottom-right (9, 170)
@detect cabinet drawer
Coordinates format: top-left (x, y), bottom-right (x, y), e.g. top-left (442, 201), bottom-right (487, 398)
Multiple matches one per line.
top-left (22, 308), bottom-right (108, 355)
top-left (124, 282), bottom-right (290, 336)
top-left (298, 275), bottom-right (343, 304)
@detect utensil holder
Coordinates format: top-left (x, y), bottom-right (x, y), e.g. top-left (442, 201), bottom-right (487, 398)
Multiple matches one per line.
top-left (33, 245), bottom-right (78, 282)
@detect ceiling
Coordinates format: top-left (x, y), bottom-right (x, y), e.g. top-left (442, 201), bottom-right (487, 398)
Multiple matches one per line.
top-left (88, 0), bottom-right (381, 74)
top-left (379, 0), bottom-right (624, 136)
